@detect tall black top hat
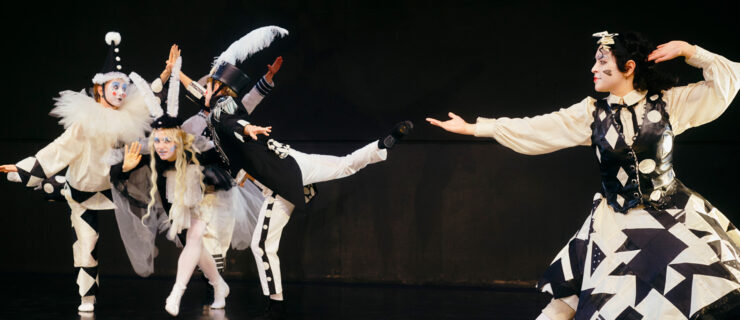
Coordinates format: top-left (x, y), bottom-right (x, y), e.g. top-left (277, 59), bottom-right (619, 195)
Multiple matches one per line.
top-left (92, 32), bottom-right (130, 84)
top-left (211, 62), bottom-right (250, 95)
top-left (207, 26), bottom-right (289, 95)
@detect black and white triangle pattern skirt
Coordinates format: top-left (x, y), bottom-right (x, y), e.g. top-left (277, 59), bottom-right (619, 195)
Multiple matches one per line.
top-left (538, 192), bottom-right (740, 319)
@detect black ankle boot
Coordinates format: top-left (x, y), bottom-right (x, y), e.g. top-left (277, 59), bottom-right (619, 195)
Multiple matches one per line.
top-left (255, 298), bottom-right (287, 320)
top-left (379, 120), bottom-right (414, 149)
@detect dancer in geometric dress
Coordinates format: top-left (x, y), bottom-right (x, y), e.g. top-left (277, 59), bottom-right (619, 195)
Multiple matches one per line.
top-left (428, 31), bottom-right (740, 319)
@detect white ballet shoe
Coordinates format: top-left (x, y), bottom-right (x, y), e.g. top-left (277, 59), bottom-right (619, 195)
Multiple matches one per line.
top-left (78, 296), bottom-right (95, 312)
top-left (210, 279), bottom-right (229, 309)
top-left (165, 284), bottom-right (186, 316)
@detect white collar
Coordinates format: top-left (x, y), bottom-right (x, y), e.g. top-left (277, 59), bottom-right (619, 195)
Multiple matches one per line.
top-left (606, 90), bottom-right (646, 106)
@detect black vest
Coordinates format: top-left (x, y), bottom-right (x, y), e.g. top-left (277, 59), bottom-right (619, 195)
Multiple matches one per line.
top-left (591, 92), bottom-right (688, 213)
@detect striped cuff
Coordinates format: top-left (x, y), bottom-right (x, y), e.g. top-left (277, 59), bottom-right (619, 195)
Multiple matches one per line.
top-left (255, 76), bottom-right (274, 96)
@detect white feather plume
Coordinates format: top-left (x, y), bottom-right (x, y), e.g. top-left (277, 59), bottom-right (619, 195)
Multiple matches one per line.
top-left (105, 31), bottom-right (121, 46)
top-left (212, 26), bottom-right (289, 67)
top-left (167, 56), bottom-right (182, 118)
top-left (129, 72), bottom-right (163, 118)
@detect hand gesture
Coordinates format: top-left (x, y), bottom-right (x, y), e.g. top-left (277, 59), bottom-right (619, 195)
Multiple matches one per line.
top-left (426, 112), bottom-right (476, 135)
top-left (122, 142), bottom-right (143, 172)
top-left (244, 124), bottom-right (272, 140)
top-left (648, 41), bottom-right (695, 63)
top-left (165, 44), bottom-right (181, 73)
top-left (0, 164), bottom-right (17, 173)
top-left (264, 56), bottom-right (283, 83)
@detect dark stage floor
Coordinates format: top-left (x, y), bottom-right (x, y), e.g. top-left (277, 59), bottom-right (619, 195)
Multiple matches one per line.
top-left (1, 273), bottom-right (548, 319)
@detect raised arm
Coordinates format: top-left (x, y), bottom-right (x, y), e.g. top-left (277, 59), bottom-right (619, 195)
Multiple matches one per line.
top-left (149, 44), bottom-right (182, 97)
top-left (652, 41), bottom-right (740, 134)
top-left (241, 56), bottom-right (282, 114)
top-left (427, 97), bottom-right (595, 155)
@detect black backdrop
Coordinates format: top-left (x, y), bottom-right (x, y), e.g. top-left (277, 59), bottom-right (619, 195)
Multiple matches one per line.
top-left (0, 1), bottom-right (738, 287)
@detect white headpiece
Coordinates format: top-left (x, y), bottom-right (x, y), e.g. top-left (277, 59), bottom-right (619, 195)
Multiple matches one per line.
top-left (592, 31), bottom-right (619, 50)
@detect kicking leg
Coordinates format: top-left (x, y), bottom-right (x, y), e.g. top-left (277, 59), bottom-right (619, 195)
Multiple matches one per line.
top-left (290, 141), bottom-right (387, 185)
top-left (289, 121), bottom-right (413, 185)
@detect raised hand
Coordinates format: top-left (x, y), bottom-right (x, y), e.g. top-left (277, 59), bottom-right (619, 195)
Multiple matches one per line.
top-left (648, 41), bottom-right (696, 63)
top-left (244, 124), bottom-right (273, 140)
top-left (0, 164), bottom-right (17, 173)
top-left (122, 141), bottom-right (143, 172)
top-left (165, 44), bottom-right (181, 73)
top-left (264, 56), bottom-right (283, 83)
top-left (426, 112), bottom-right (476, 135)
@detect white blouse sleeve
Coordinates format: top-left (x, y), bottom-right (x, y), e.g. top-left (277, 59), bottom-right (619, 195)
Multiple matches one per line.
top-left (33, 124), bottom-right (85, 177)
top-left (473, 97), bottom-right (595, 155)
top-left (665, 46), bottom-right (740, 135)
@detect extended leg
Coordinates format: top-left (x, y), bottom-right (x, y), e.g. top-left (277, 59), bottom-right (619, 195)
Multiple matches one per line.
top-left (290, 141), bottom-right (387, 186)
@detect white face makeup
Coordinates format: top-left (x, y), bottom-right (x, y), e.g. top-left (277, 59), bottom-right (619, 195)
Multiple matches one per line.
top-left (152, 130), bottom-right (177, 161)
top-left (104, 78), bottom-right (129, 107)
top-left (591, 48), bottom-right (622, 93)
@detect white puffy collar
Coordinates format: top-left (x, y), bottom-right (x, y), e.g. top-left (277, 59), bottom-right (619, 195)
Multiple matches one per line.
top-left (50, 85), bottom-right (152, 146)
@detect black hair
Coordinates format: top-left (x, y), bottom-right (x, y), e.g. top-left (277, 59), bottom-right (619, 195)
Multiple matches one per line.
top-left (608, 32), bottom-right (678, 92)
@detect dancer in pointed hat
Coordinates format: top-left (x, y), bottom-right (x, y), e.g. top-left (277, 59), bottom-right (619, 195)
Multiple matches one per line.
top-left (0, 31), bottom-right (159, 312)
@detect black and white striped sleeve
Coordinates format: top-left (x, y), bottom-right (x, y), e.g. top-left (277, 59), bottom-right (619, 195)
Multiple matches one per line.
top-left (241, 76), bottom-right (275, 115)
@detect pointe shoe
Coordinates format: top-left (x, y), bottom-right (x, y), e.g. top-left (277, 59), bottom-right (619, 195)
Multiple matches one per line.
top-left (379, 120), bottom-right (414, 149)
top-left (165, 285), bottom-right (186, 316)
top-left (78, 295), bottom-right (96, 312)
top-left (210, 279), bottom-right (230, 309)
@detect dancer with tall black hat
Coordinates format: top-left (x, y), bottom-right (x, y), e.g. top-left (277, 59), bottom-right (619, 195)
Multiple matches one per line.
top-left (0, 32), bottom-right (157, 312)
top-left (175, 26), bottom-right (414, 319)
top-left (428, 31), bottom-right (740, 319)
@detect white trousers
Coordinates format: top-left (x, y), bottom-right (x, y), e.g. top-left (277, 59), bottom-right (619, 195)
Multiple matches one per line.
top-left (250, 141), bottom-right (387, 295)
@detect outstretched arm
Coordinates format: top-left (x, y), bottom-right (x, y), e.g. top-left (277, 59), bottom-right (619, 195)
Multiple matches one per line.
top-left (653, 41), bottom-right (740, 135)
top-left (3, 124), bottom-right (84, 186)
top-left (427, 98), bottom-right (594, 155)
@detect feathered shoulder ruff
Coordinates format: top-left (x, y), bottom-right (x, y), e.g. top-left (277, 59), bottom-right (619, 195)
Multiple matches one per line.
top-left (50, 84), bottom-right (152, 145)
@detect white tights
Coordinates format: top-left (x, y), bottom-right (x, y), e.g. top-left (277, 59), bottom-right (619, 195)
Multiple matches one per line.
top-left (174, 217), bottom-right (223, 290)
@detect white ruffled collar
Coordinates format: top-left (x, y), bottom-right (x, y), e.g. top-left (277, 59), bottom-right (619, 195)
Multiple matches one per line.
top-left (50, 87), bottom-right (152, 146)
